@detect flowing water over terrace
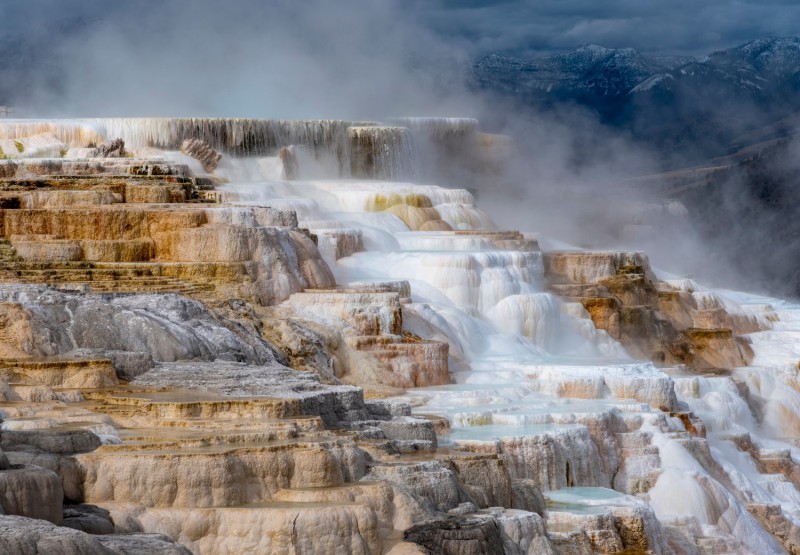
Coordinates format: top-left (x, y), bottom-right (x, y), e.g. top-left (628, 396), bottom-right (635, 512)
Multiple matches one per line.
top-left (3, 115), bottom-right (798, 553)
top-left (216, 139), bottom-right (800, 552)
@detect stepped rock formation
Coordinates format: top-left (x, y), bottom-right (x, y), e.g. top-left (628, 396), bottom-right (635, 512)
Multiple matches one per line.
top-left (0, 117), bottom-right (796, 555)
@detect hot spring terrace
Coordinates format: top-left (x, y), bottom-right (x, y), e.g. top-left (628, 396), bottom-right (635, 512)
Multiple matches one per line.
top-left (0, 118), bottom-right (793, 555)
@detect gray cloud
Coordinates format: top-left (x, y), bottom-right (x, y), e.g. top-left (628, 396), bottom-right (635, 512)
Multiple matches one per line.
top-left (424, 0), bottom-right (800, 56)
top-left (1, 0), bottom-right (789, 294)
top-left (2, 0), bottom-right (797, 116)
top-left (1, 0), bottom-right (476, 118)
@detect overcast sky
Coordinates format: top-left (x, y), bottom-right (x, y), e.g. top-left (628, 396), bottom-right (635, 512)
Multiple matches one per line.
top-left (4, 0), bottom-right (798, 55)
top-left (421, 0), bottom-right (800, 56)
top-left (0, 0), bottom-right (797, 116)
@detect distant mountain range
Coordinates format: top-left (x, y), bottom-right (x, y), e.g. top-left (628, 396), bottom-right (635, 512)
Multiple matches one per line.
top-left (474, 37), bottom-right (800, 162)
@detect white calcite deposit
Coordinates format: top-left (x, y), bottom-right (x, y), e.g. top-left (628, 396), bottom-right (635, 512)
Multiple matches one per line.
top-left (0, 117), bottom-right (797, 555)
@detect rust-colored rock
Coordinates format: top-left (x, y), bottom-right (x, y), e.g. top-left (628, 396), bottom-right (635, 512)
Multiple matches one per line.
top-left (180, 137), bottom-right (222, 172)
top-left (278, 146), bottom-right (299, 179)
top-left (548, 250), bottom-right (754, 372)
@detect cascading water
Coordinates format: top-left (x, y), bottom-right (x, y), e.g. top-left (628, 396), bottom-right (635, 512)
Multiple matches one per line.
top-left (187, 119), bottom-right (800, 552)
top-left (348, 126), bottom-right (417, 181)
top-left (0, 118), bottom-right (357, 154)
top-left (389, 117), bottom-right (479, 140)
top-left (0, 118), bottom-right (421, 180)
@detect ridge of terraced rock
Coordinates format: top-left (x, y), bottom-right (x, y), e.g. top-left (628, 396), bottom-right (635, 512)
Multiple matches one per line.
top-left (544, 251), bottom-right (759, 372)
top-left (0, 143), bottom-right (793, 554)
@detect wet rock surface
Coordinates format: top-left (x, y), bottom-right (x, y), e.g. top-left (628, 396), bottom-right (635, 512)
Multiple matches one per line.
top-left (545, 250), bottom-right (758, 372)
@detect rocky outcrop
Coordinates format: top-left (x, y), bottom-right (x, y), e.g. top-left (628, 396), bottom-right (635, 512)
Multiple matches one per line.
top-left (0, 515), bottom-right (191, 554)
top-left (76, 439), bottom-right (367, 508)
top-left (0, 465), bottom-right (64, 524)
top-left (544, 496), bottom-right (672, 555)
top-left (545, 250), bottom-right (756, 372)
top-left (62, 504), bottom-right (115, 535)
top-left (91, 139), bottom-right (126, 158)
top-left (4, 452), bottom-right (84, 504)
top-left (276, 287), bottom-right (451, 390)
top-left (0, 288), bottom-right (280, 367)
top-left (404, 514), bottom-right (506, 555)
top-left (180, 138), bottom-right (221, 173)
top-left (130, 361), bottom-right (371, 426)
top-left (0, 158), bottom-right (333, 304)
top-left (1, 430), bottom-right (101, 455)
top-left (105, 503), bottom-right (380, 554)
top-left (365, 461), bottom-right (470, 512)
top-left (748, 503), bottom-right (800, 555)
top-left (404, 510), bottom-right (557, 555)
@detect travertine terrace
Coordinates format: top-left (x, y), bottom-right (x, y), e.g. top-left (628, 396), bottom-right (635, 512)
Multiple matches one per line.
top-left (0, 118), bottom-right (797, 554)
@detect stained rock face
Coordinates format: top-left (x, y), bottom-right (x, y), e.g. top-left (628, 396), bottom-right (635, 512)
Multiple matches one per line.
top-left (180, 138), bottom-right (221, 173)
top-left (0, 465), bottom-right (64, 524)
top-left (0, 158), bottom-right (334, 305)
top-left (0, 133), bottom-right (67, 160)
top-left (278, 145), bottom-right (299, 179)
top-left (0, 288), bottom-right (279, 366)
top-left (545, 250), bottom-right (756, 372)
top-left (349, 126), bottom-right (416, 180)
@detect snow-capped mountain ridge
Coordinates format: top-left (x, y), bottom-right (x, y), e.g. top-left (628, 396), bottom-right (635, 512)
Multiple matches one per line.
top-left (474, 37), bottom-right (800, 160)
top-left (475, 36), bottom-right (800, 102)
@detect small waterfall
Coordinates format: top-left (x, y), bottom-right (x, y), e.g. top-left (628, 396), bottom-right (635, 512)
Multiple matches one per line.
top-left (0, 119), bottom-right (106, 149)
top-left (0, 118), bottom-right (369, 176)
top-left (95, 118), bottom-right (358, 159)
top-left (389, 117), bottom-right (479, 140)
top-left (0, 118), bottom-right (433, 181)
top-left (489, 293), bottom-right (561, 350)
top-left (348, 126), bottom-right (417, 180)
top-left (387, 117), bottom-right (508, 182)
top-left (214, 156), bottom-right (286, 182)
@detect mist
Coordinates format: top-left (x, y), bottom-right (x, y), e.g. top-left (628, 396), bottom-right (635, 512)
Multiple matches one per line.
top-left (5, 0), bottom-right (478, 119)
top-left (2, 0), bottom-right (788, 297)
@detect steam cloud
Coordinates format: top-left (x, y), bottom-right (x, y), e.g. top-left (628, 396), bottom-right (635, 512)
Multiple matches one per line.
top-left (3, 0), bottom-right (792, 296)
top-left (5, 0), bottom-right (476, 119)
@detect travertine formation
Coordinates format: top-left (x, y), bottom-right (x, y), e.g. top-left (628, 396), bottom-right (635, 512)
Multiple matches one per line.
top-left (0, 118), bottom-right (796, 555)
top-left (544, 251), bottom-right (755, 370)
top-left (0, 157), bottom-right (333, 305)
